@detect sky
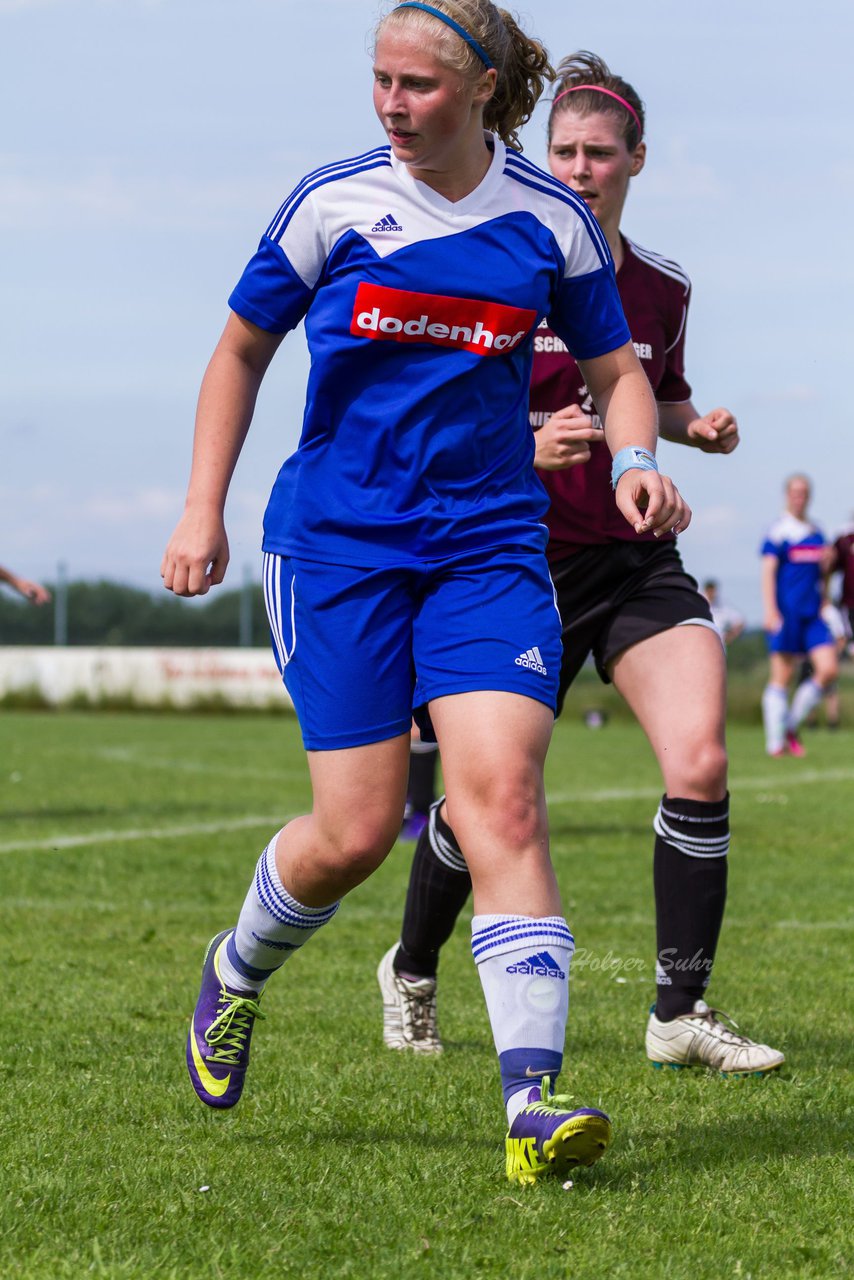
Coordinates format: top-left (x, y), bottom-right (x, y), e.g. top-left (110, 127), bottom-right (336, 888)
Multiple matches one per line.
top-left (2, 0), bottom-right (852, 622)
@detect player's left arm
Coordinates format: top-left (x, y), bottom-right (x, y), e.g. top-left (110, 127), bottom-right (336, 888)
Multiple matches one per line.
top-left (578, 341), bottom-right (690, 537)
top-left (658, 401), bottom-right (740, 454)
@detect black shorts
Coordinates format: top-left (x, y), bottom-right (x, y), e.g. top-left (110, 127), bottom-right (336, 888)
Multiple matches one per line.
top-left (549, 541), bottom-right (715, 710)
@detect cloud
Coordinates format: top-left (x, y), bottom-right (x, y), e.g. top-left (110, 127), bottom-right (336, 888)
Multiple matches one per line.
top-left (740, 385), bottom-right (816, 408)
top-left (86, 488), bottom-right (184, 525)
top-left (0, 0), bottom-right (164, 9)
top-left (0, 163), bottom-right (275, 231)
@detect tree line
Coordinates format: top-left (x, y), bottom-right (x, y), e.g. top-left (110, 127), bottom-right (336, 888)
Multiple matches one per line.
top-left (0, 575), bottom-right (770, 671)
top-left (0, 579), bottom-right (269, 648)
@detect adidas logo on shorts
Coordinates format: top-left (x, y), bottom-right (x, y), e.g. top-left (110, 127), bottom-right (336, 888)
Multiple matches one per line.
top-left (515, 646), bottom-right (547, 675)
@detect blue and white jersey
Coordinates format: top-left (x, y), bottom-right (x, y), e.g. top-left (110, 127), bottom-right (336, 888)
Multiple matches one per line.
top-left (229, 135), bottom-right (630, 566)
top-left (761, 513), bottom-right (827, 617)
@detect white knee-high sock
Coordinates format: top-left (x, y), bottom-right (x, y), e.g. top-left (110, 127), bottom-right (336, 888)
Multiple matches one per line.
top-left (472, 914), bottom-right (573, 1125)
top-left (218, 832), bottom-right (340, 992)
top-left (788, 678), bottom-right (823, 731)
top-left (762, 684), bottom-right (788, 754)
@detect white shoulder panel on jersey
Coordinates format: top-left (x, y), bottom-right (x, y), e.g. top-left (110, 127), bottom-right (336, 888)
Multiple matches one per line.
top-left (502, 149), bottom-right (612, 277)
top-left (765, 514), bottom-right (816, 545)
top-left (267, 136), bottom-right (615, 289)
top-left (266, 147), bottom-right (394, 289)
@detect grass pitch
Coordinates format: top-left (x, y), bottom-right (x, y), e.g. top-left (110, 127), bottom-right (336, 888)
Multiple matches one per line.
top-left (1, 710), bottom-right (852, 1279)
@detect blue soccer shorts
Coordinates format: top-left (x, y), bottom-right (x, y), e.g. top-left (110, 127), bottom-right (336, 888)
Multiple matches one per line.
top-left (766, 612), bottom-right (833, 655)
top-left (262, 547), bottom-right (561, 750)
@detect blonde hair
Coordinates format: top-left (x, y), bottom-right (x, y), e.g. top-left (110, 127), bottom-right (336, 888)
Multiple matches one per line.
top-left (377, 1), bottom-right (553, 150)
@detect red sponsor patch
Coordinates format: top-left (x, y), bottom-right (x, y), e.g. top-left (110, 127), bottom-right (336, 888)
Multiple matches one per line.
top-left (350, 281), bottom-right (536, 357)
top-left (789, 546), bottom-right (824, 563)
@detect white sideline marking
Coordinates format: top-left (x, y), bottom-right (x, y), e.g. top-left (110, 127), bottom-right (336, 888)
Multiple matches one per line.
top-left (548, 766), bottom-right (854, 806)
top-left (94, 747), bottom-right (303, 781)
top-left (3, 766), bottom-right (852, 857)
top-left (0, 815), bottom-right (284, 855)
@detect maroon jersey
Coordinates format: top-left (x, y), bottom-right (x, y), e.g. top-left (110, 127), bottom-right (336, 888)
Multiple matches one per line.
top-left (531, 236), bottom-right (692, 560)
top-left (832, 527), bottom-right (854, 607)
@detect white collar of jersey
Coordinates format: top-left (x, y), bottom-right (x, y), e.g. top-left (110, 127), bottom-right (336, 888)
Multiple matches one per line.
top-left (775, 512), bottom-right (816, 541)
top-left (389, 132), bottom-right (506, 217)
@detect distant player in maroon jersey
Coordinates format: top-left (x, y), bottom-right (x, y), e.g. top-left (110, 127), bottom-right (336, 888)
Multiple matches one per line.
top-left (379, 51), bottom-right (784, 1077)
top-left (830, 519), bottom-right (854, 646)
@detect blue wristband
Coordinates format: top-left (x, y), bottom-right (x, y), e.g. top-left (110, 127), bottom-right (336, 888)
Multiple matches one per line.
top-left (611, 446), bottom-right (659, 489)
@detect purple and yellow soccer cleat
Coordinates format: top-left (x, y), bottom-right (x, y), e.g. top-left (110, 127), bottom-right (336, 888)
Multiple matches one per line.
top-left (186, 930), bottom-right (264, 1109)
top-left (505, 1076), bottom-right (612, 1185)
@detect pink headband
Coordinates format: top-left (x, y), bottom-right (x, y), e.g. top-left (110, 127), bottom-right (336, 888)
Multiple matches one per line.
top-left (552, 84), bottom-right (643, 140)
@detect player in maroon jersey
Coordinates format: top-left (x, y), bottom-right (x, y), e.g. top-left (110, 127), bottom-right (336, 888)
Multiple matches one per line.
top-left (379, 51), bottom-right (784, 1077)
top-left (830, 520), bottom-right (854, 648)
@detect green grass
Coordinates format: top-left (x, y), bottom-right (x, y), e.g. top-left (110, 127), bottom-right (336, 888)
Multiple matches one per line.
top-left (1, 710), bottom-right (852, 1279)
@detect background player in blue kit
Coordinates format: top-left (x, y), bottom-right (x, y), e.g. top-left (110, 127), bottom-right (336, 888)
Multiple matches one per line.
top-left (761, 474), bottom-right (838, 756)
top-left (162, 0), bottom-right (690, 1185)
top-left (379, 52), bottom-right (784, 1079)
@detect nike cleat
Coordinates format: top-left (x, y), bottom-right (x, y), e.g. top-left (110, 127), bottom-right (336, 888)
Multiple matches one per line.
top-left (186, 930), bottom-right (265, 1109)
top-left (646, 1000), bottom-right (785, 1077)
top-left (785, 730), bottom-right (806, 758)
top-left (377, 944), bottom-right (442, 1054)
top-left (505, 1077), bottom-right (612, 1185)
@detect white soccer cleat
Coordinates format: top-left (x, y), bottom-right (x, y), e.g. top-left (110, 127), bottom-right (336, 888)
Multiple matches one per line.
top-left (646, 1000), bottom-right (785, 1077)
top-left (377, 944), bottom-right (443, 1055)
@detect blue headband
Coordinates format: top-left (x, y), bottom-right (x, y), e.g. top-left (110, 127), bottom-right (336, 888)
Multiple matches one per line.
top-left (393, 2), bottom-right (495, 70)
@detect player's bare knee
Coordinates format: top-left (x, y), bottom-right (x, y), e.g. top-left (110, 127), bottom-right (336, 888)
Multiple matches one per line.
top-left (466, 779), bottom-right (545, 851)
top-left (314, 815), bottom-right (398, 877)
top-left (669, 740), bottom-right (728, 799)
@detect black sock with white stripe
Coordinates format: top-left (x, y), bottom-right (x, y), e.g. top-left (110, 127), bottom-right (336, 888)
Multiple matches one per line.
top-left (653, 793), bottom-right (729, 1021)
top-left (395, 799), bottom-right (472, 979)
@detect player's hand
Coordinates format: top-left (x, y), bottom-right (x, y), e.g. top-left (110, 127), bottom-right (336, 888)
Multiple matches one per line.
top-left (686, 407), bottom-right (739, 454)
top-left (161, 507), bottom-right (230, 597)
top-left (14, 577), bottom-right (51, 605)
top-left (763, 609), bottom-right (783, 634)
top-left (614, 469), bottom-right (691, 537)
top-left (534, 405), bottom-right (601, 471)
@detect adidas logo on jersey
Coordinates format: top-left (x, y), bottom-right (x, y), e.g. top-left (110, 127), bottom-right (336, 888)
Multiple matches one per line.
top-left (515, 646), bottom-right (547, 675)
top-left (371, 213), bottom-right (403, 232)
top-left (506, 950), bottom-right (566, 980)
top-left (351, 282), bottom-right (536, 358)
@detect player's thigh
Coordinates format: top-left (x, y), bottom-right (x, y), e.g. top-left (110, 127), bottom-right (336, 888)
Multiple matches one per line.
top-left (430, 688), bottom-right (554, 810)
top-left (429, 689), bottom-right (559, 914)
top-left (611, 623), bottom-right (728, 798)
top-left (414, 548), bottom-right (560, 851)
top-left (262, 552), bottom-right (415, 750)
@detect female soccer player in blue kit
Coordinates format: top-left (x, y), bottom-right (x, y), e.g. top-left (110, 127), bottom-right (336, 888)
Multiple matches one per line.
top-left (162, 2), bottom-right (690, 1185)
top-left (761, 473), bottom-right (839, 756)
top-left (379, 52), bottom-right (784, 1082)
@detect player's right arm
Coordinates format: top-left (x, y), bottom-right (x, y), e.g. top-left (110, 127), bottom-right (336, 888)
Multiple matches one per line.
top-left (161, 314), bottom-right (284, 598)
top-left (761, 553), bottom-right (782, 633)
